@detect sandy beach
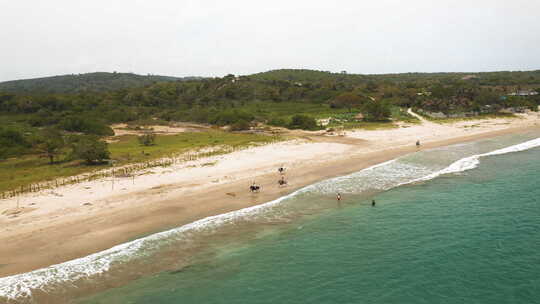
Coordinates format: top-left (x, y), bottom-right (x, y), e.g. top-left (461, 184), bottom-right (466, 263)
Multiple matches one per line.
top-left (1, 111), bottom-right (539, 278)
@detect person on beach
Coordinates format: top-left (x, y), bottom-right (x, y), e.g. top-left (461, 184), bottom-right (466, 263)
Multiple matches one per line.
top-left (416, 140), bottom-right (421, 148)
top-left (278, 166), bottom-right (285, 175)
top-left (337, 193), bottom-right (342, 201)
top-left (278, 176), bottom-right (287, 187)
top-left (372, 199), bottom-right (376, 207)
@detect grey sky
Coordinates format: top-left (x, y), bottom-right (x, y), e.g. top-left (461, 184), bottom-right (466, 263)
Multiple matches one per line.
top-left (1, 0), bottom-right (539, 82)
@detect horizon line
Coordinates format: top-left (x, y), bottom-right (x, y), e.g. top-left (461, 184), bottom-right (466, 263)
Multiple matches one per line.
top-left (2, 68), bottom-right (540, 83)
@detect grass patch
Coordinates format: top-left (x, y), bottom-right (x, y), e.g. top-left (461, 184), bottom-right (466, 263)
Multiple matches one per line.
top-left (0, 157), bottom-right (96, 194)
top-left (422, 112), bottom-right (517, 124)
top-left (328, 120), bottom-right (397, 130)
top-left (241, 101), bottom-right (350, 121)
top-left (347, 122), bottom-right (397, 130)
top-left (325, 111), bottom-right (399, 130)
top-left (109, 131), bottom-right (278, 163)
top-left (0, 130), bottom-right (281, 193)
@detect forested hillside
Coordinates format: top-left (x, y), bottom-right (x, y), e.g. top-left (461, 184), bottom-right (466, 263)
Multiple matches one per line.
top-left (0, 72), bottom-right (198, 94)
top-left (1, 69), bottom-right (539, 161)
top-left (253, 69), bottom-right (540, 86)
top-left (1, 68), bottom-right (539, 195)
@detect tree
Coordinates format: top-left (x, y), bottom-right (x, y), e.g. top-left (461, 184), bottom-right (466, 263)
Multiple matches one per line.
top-left (362, 100), bottom-right (392, 121)
top-left (473, 90), bottom-right (502, 113)
top-left (72, 136), bottom-right (110, 164)
top-left (0, 128), bottom-right (26, 146)
top-left (138, 132), bottom-right (156, 146)
top-left (288, 114), bottom-right (318, 130)
top-left (268, 117), bottom-right (287, 127)
top-left (331, 92), bottom-right (364, 111)
top-left (59, 115), bottom-right (114, 136)
top-left (34, 128), bottom-right (65, 164)
top-left (230, 120), bottom-right (251, 131)
top-left (0, 128), bottom-right (29, 159)
top-left (210, 109), bottom-right (254, 126)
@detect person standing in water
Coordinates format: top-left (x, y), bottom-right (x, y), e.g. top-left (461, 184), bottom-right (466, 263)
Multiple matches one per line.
top-left (337, 193), bottom-right (342, 201)
top-left (372, 199), bottom-right (376, 207)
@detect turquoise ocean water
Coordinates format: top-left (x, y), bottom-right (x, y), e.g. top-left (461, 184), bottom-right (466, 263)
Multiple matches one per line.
top-left (1, 130), bottom-right (540, 303)
top-left (80, 131), bottom-right (540, 304)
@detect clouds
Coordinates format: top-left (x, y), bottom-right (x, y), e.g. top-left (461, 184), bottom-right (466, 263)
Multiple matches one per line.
top-left (1, 0), bottom-right (539, 81)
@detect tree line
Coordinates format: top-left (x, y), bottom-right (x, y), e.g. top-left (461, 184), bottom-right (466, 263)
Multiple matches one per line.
top-left (0, 127), bottom-right (110, 163)
top-left (1, 69), bottom-right (539, 160)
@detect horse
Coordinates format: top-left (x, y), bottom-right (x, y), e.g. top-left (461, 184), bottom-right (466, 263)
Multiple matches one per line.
top-left (250, 185), bottom-right (261, 193)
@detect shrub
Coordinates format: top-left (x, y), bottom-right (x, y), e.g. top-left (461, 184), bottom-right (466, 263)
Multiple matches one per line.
top-left (268, 117), bottom-right (288, 127)
top-left (288, 114), bottom-right (318, 130)
top-left (330, 92), bottom-right (364, 111)
top-left (0, 128), bottom-right (30, 159)
top-left (362, 100), bottom-right (392, 121)
top-left (230, 120), bottom-right (251, 131)
top-left (59, 116), bottom-right (114, 136)
top-left (210, 109), bottom-right (254, 126)
top-left (71, 135), bottom-right (110, 164)
top-left (33, 128), bottom-right (65, 164)
top-left (138, 132), bottom-right (157, 146)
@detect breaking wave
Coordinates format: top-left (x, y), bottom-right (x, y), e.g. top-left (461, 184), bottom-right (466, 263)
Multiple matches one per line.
top-left (0, 187), bottom-right (304, 300)
top-left (1, 137), bottom-right (539, 301)
top-left (401, 137), bottom-right (540, 185)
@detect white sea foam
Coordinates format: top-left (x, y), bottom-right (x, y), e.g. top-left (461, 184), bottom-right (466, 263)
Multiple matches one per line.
top-left (1, 138), bottom-right (540, 300)
top-left (0, 181), bottom-right (314, 300)
top-left (402, 137), bottom-right (540, 185)
top-left (0, 159), bottom-right (401, 300)
top-left (311, 159), bottom-right (435, 194)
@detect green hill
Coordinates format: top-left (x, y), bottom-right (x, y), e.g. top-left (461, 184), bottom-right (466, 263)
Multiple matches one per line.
top-left (1, 68), bottom-right (539, 162)
top-left (0, 72), bottom-right (199, 94)
top-left (249, 69), bottom-right (364, 82)
top-left (251, 69), bottom-right (540, 86)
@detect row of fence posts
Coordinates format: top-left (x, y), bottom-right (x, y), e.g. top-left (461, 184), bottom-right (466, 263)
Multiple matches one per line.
top-left (0, 139), bottom-right (280, 200)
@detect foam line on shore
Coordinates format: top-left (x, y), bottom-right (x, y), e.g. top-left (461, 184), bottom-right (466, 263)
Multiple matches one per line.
top-left (0, 162), bottom-right (349, 300)
top-left (0, 159), bottom-right (401, 300)
top-left (0, 187), bottom-right (303, 300)
top-left (1, 138), bottom-right (539, 300)
top-left (401, 137), bottom-right (540, 186)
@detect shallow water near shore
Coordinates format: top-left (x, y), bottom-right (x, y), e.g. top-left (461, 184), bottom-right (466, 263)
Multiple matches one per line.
top-left (2, 130), bottom-right (540, 303)
top-left (80, 132), bottom-right (540, 303)
top-left (82, 132), bottom-right (540, 303)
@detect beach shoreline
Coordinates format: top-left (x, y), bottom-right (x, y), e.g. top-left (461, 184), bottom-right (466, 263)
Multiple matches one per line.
top-left (0, 113), bottom-right (539, 278)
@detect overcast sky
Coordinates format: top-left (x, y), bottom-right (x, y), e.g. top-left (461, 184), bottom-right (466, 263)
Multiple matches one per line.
top-left (1, 0), bottom-right (539, 82)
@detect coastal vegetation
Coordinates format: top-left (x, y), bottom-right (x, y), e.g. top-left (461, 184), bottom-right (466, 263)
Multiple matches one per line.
top-left (0, 72), bottom-right (199, 94)
top-left (0, 130), bottom-right (279, 194)
top-left (0, 69), bottom-right (539, 193)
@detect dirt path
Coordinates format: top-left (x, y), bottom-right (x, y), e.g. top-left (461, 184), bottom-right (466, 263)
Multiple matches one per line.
top-left (407, 108), bottom-right (436, 126)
